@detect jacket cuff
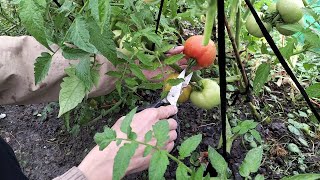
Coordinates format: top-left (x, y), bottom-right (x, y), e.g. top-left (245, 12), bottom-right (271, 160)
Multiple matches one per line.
top-left (53, 167), bottom-right (87, 180)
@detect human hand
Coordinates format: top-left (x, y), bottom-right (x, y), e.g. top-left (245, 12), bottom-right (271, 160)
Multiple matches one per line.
top-left (78, 105), bottom-right (178, 180)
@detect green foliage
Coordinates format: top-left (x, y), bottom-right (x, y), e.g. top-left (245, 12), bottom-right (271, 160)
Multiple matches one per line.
top-left (34, 52), bottom-right (52, 85)
top-left (306, 83), bottom-right (320, 98)
top-left (149, 150), bottom-right (169, 180)
top-left (208, 146), bottom-right (228, 179)
top-left (239, 146), bottom-right (263, 178)
top-left (178, 134), bottom-right (202, 159)
top-left (281, 174), bottom-right (320, 180)
top-left (253, 63), bottom-right (271, 95)
top-left (113, 142), bottom-right (139, 180)
top-left (94, 126), bottom-right (117, 150)
top-left (153, 120), bottom-right (170, 147)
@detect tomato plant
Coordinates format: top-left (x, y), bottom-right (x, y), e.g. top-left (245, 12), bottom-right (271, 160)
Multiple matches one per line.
top-left (163, 73), bottom-right (192, 103)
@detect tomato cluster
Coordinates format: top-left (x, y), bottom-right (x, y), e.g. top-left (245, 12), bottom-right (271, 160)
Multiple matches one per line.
top-left (245, 0), bottom-right (305, 37)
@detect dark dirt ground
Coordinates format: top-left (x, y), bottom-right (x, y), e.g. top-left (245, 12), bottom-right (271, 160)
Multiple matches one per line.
top-left (0, 83), bottom-right (319, 180)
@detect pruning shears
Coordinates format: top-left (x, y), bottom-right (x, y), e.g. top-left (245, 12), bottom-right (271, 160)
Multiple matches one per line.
top-left (137, 69), bottom-right (193, 149)
top-left (137, 69), bottom-right (193, 111)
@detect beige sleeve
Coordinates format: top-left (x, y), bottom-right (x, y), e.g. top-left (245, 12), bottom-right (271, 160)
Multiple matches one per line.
top-left (53, 167), bottom-right (87, 180)
top-left (0, 36), bottom-right (117, 105)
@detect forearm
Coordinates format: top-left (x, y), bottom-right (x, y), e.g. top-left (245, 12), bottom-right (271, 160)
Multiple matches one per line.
top-left (0, 36), bottom-right (117, 105)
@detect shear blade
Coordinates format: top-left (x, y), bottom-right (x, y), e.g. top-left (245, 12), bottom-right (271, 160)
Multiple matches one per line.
top-left (166, 69), bottom-right (187, 106)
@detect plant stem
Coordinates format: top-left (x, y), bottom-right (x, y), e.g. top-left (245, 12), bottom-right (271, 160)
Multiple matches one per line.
top-left (235, 6), bottom-right (241, 49)
top-left (166, 153), bottom-right (193, 173)
top-left (224, 15), bottom-right (249, 92)
top-left (202, 0), bottom-right (217, 46)
top-left (243, 0), bottom-right (256, 20)
top-left (272, 14), bottom-right (281, 24)
top-left (213, 75), bottom-right (241, 83)
top-left (249, 102), bottom-right (262, 121)
top-left (169, 64), bottom-right (183, 72)
top-left (114, 138), bottom-right (193, 174)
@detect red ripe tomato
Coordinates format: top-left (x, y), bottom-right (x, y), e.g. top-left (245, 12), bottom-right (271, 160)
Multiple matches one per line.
top-left (183, 35), bottom-right (217, 68)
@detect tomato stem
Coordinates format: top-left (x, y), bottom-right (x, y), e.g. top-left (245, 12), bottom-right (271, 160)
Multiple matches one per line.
top-left (235, 6), bottom-right (241, 49)
top-left (202, 0), bottom-right (217, 46)
top-left (271, 14), bottom-right (281, 24)
top-left (190, 81), bottom-right (203, 91)
top-left (243, 0), bottom-right (256, 20)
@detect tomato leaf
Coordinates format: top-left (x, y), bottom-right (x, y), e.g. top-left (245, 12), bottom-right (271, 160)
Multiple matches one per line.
top-left (208, 146), bottom-right (228, 179)
top-left (106, 71), bottom-right (122, 78)
top-left (88, 0), bottom-right (111, 32)
top-left (239, 146), bottom-right (263, 178)
top-left (176, 163), bottom-right (189, 180)
top-left (178, 134), bottom-right (202, 159)
top-left (194, 166), bottom-right (205, 180)
top-left (130, 64), bottom-right (147, 81)
top-left (250, 129), bottom-right (262, 143)
top-left (153, 120), bottom-right (169, 148)
top-left (87, 18), bottom-right (118, 66)
top-left (113, 142), bottom-right (139, 180)
top-left (144, 130), bottom-right (153, 143)
top-left (61, 46), bottom-right (90, 60)
top-left (94, 126), bottom-right (116, 150)
top-left (149, 150), bottom-right (169, 180)
top-left (120, 107), bottom-right (137, 135)
top-left (75, 57), bottom-right (93, 90)
top-left (253, 63), bottom-right (271, 95)
top-left (34, 52), bottom-right (52, 85)
top-left (164, 54), bottom-right (184, 65)
top-left (281, 174), bottom-right (320, 180)
top-left (136, 52), bottom-right (154, 66)
top-left (58, 73), bottom-right (86, 117)
top-left (18, 0), bottom-right (51, 50)
top-left (67, 17), bottom-right (97, 53)
top-left (306, 83), bottom-right (320, 98)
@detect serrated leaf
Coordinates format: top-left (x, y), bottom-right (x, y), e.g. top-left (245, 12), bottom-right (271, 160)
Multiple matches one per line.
top-left (68, 17), bottom-right (97, 53)
top-left (113, 142), bottom-right (139, 180)
top-left (164, 54), bottom-right (184, 65)
top-left (253, 63), bottom-right (271, 95)
top-left (19, 0), bottom-right (50, 50)
top-left (137, 52), bottom-right (153, 66)
top-left (144, 130), bottom-right (153, 143)
top-left (304, 30), bottom-right (320, 48)
top-left (239, 146), bottom-right (263, 178)
top-left (120, 107), bottom-right (137, 135)
top-left (178, 134), bottom-right (202, 159)
top-left (34, 52), bottom-right (52, 85)
top-left (89, 0), bottom-right (111, 32)
top-left (208, 146), bottom-right (228, 179)
top-left (176, 163), bottom-right (189, 180)
top-left (279, 38), bottom-right (296, 60)
top-left (149, 150), bottom-right (169, 180)
top-left (261, 43), bottom-right (268, 54)
top-left (90, 68), bottom-right (100, 87)
top-left (306, 83), bottom-right (320, 98)
top-left (232, 120), bottom-right (258, 135)
top-left (75, 57), bottom-right (93, 90)
top-left (167, 78), bottom-right (185, 86)
top-left (153, 120), bottom-right (169, 148)
top-left (140, 29), bottom-right (162, 46)
top-left (250, 129), bottom-right (262, 143)
top-left (61, 46), bottom-right (90, 60)
top-left (281, 174), bottom-right (320, 180)
top-left (125, 78), bottom-right (138, 87)
top-left (143, 146), bottom-right (153, 157)
top-left (58, 74), bottom-right (86, 117)
top-left (94, 126), bottom-right (116, 150)
top-left (130, 64), bottom-right (147, 81)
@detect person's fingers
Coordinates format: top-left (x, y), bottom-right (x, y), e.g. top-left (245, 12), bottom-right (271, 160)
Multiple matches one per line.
top-left (155, 105), bottom-right (178, 119)
top-left (167, 118), bottom-right (178, 130)
top-left (166, 46), bottom-right (184, 55)
top-left (165, 141), bottom-right (175, 152)
top-left (168, 130), bottom-right (177, 142)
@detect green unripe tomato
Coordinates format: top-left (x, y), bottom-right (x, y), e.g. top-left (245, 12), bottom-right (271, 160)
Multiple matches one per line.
top-left (190, 79), bottom-right (220, 110)
top-left (246, 12), bottom-right (272, 38)
top-left (276, 0), bottom-right (304, 23)
top-left (267, 3), bottom-right (277, 13)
